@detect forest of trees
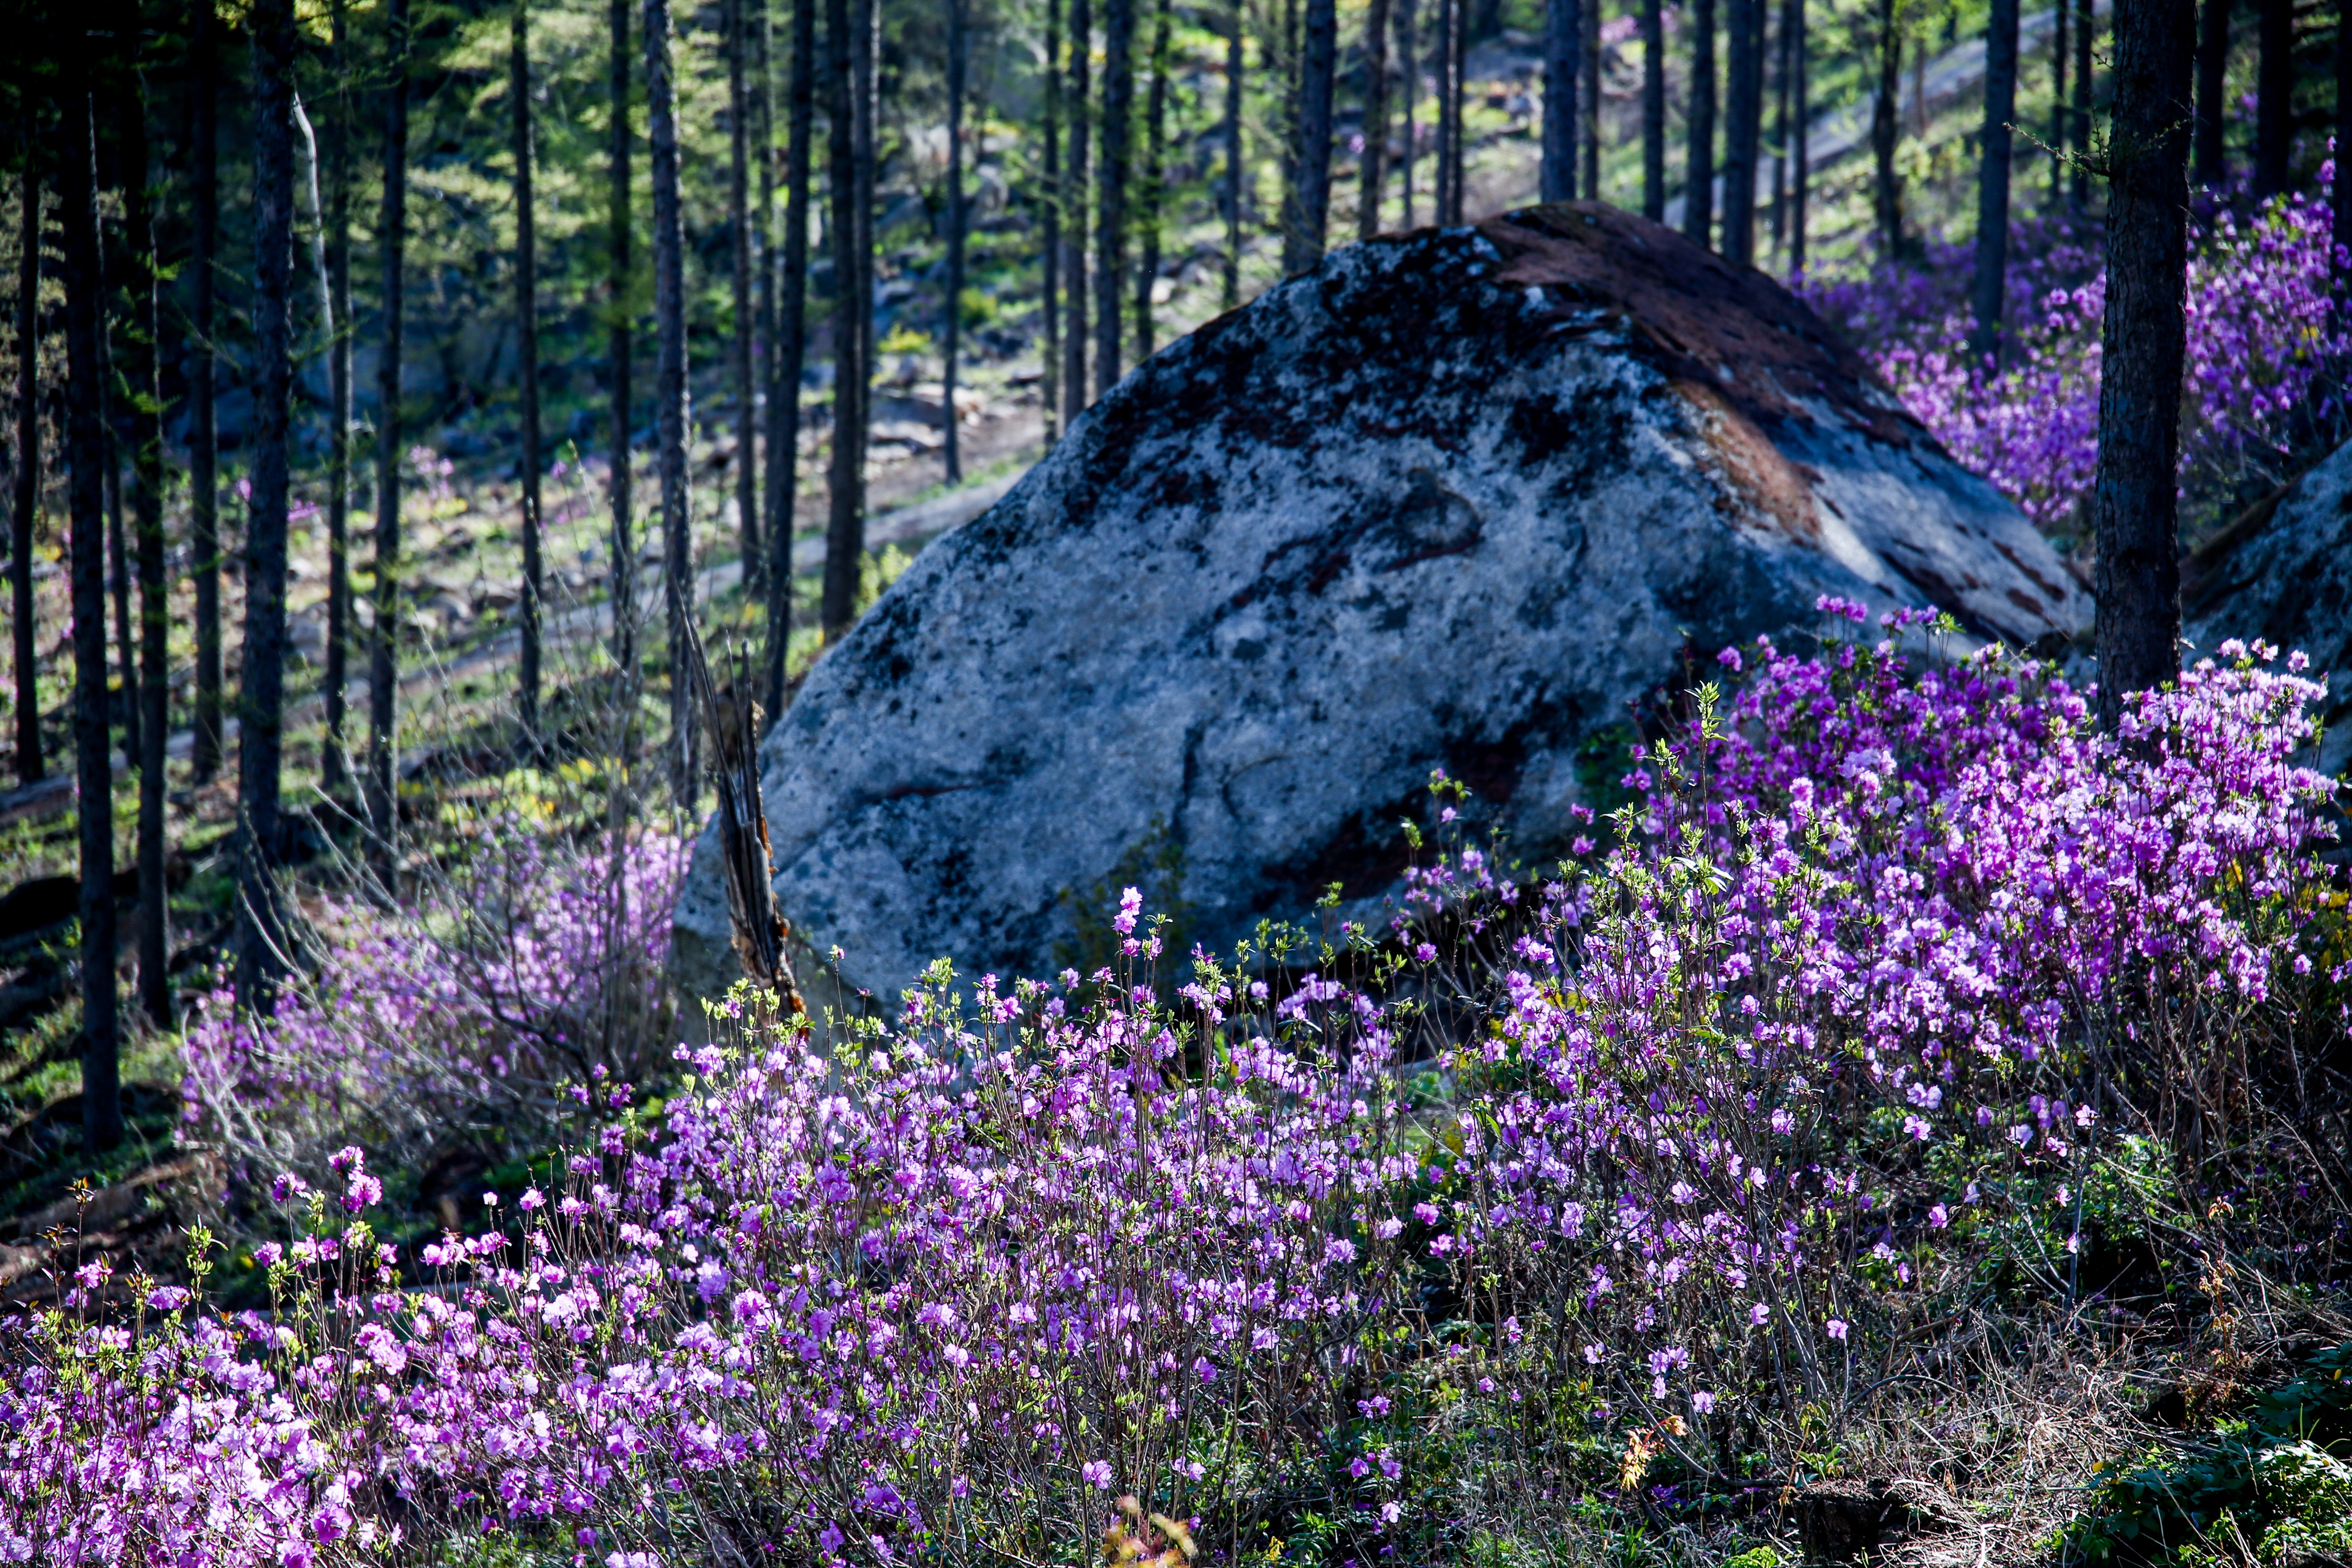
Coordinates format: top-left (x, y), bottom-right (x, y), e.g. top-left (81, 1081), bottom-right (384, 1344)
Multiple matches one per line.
top-left (1, 0), bottom-right (2348, 1153)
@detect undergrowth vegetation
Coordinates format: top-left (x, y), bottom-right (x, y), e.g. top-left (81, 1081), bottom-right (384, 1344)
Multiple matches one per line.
top-left (2, 607), bottom-right (2346, 1566)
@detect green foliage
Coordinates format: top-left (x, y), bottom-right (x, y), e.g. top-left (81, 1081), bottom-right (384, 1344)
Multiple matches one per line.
top-left (2069, 1344), bottom-right (2352, 1565)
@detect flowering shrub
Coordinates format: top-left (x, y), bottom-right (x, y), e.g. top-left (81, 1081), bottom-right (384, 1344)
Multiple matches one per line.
top-left (1804, 193), bottom-right (2350, 530)
top-left (179, 827), bottom-right (690, 1188)
top-left (4, 611), bottom-right (2341, 1564)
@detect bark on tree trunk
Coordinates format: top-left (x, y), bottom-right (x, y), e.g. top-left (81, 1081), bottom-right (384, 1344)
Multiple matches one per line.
top-left (1097, 0), bottom-right (1132, 386)
top-left (1789, 0), bottom-right (1806, 270)
top-left (1870, 0), bottom-right (1900, 256)
top-left (1137, 0), bottom-right (1172, 346)
top-left (104, 366), bottom-right (135, 772)
top-left (609, 0), bottom-right (636, 686)
top-left (1970, 0), bottom-right (2019, 365)
top-left (11, 128), bottom-right (41, 787)
top-left (1396, 0), bottom-right (1418, 227)
top-left (766, 0), bottom-right (814, 714)
top-left (1641, 0), bottom-right (1664, 218)
top-left (191, 0), bottom-right (223, 785)
top-left (2052, 0), bottom-right (2069, 199)
top-left (2252, 0), bottom-right (2288, 197)
top-left (1724, 0), bottom-right (1760, 262)
top-left (1580, 0), bottom-right (1600, 197)
top-left (325, 2), bottom-right (353, 793)
top-left (239, 0), bottom-right (296, 1004)
top-left (1434, 0), bottom-right (1458, 219)
top-left (725, 0), bottom-right (760, 605)
top-left (117, 38), bottom-right (169, 1025)
top-left (2072, 0), bottom-right (2090, 207)
top-left (821, 0), bottom-right (866, 637)
top-left (514, 0), bottom-right (544, 743)
top-left (1543, 0), bottom-right (1578, 200)
top-left (1361, 0), bottom-right (1393, 235)
top-left (1222, 0), bottom-right (1242, 302)
top-left (1772, 0), bottom-right (1790, 249)
top-left (2092, 0), bottom-right (2194, 728)
top-left (62, 38), bottom-right (120, 1153)
top-left (1064, 0), bottom-right (1091, 422)
top-left (1044, 0), bottom-right (1064, 432)
top-left (944, 0), bottom-right (966, 479)
top-left (1686, 0), bottom-right (1717, 245)
top-left (370, 0), bottom-right (410, 888)
top-left (646, 0), bottom-right (695, 804)
top-left (1291, 0), bottom-right (1337, 272)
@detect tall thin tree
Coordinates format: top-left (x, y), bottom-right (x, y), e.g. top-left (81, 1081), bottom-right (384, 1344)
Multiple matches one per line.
top-left (117, 29), bottom-right (168, 1025)
top-left (725, 0), bottom-right (760, 601)
top-left (1434, 0), bottom-right (1457, 218)
top-left (944, 0), bottom-right (967, 479)
top-left (10, 125), bottom-right (40, 788)
top-left (1869, 0), bottom-right (1901, 255)
top-left (1290, 0), bottom-right (1337, 270)
top-left (1640, 0), bottom-right (1663, 216)
top-left (325, 1), bottom-right (354, 792)
top-left (2251, 0), bottom-right (2288, 196)
top-left (514, 0), bottom-right (544, 741)
top-left (1969, 0), bottom-right (2019, 365)
top-left (369, 0), bottom-right (410, 887)
top-left (646, 0), bottom-right (693, 802)
top-left (821, 0), bottom-right (865, 636)
top-left (1064, 0), bottom-right (1091, 422)
top-left (1686, 0), bottom-right (1716, 243)
top-left (1581, 0), bottom-right (1601, 196)
top-left (766, 0), bottom-right (816, 714)
top-left (189, 0), bottom-right (222, 783)
top-left (62, 30), bottom-right (120, 1153)
top-left (1222, 0), bottom-right (1242, 299)
top-left (1396, 0), bottom-right (1419, 225)
top-left (1044, 0), bottom-right (1064, 428)
top-left (239, 0), bottom-right (296, 1002)
top-left (2070, 0), bottom-right (2090, 206)
top-left (1098, 0), bottom-right (1133, 386)
top-left (1724, 0), bottom-right (1760, 260)
top-left (2050, 0), bottom-right (2068, 198)
top-left (1543, 0), bottom-right (1579, 200)
top-left (2093, 0), bottom-right (2195, 727)
top-left (609, 0), bottom-right (636, 683)
top-left (103, 336), bottom-right (136, 771)
top-left (2192, 0), bottom-right (2227, 186)
top-left (1772, 0), bottom-right (1790, 247)
top-left (1787, 0), bottom-right (1806, 271)
top-left (1137, 0), bottom-right (1172, 346)
top-left (1361, 0), bottom-right (1394, 233)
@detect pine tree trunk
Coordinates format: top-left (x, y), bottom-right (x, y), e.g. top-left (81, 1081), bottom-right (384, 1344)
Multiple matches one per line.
top-left (1064, 0), bottom-right (1091, 423)
top-left (1447, 0), bottom-right (1466, 218)
top-left (1044, 0), bottom-right (1064, 432)
top-left (1969, 0), bottom-right (2018, 364)
top-left (1543, 0), bottom-right (1578, 200)
top-left (1395, 0), bottom-right (1418, 227)
top-left (514, 0), bottom-right (544, 742)
top-left (1223, 0), bottom-right (1243, 301)
top-left (118, 44), bottom-right (169, 1025)
top-left (1641, 0), bottom-right (1663, 218)
top-left (609, 0), bottom-right (636, 684)
top-left (821, 0), bottom-right (864, 636)
top-left (1870, 0), bottom-right (1900, 255)
top-left (104, 373), bottom-right (135, 771)
top-left (1789, 0), bottom-right (1806, 270)
top-left (370, 0), bottom-right (410, 887)
top-left (1137, 0), bottom-right (1173, 345)
top-left (2093, 0), bottom-right (2194, 728)
top-left (1580, 0), bottom-right (1600, 197)
top-left (944, 0), bottom-right (966, 479)
top-left (1361, 0), bottom-right (1393, 233)
top-left (1686, 0), bottom-right (1717, 244)
top-left (325, 2), bottom-right (354, 793)
top-left (61, 39), bottom-right (119, 1153)
top-left (1097, 0), bottom-right (1132, 388)
top-left (1278, 0), bottom-right (1301, 247)
top-left (190, 0), bottom-right (223, 784)
top-left (239, 0), bottom-right (296, 1002)
top-left (11, 130), bottom-right (41, 787)
top-left (2191, 0), bottom-right (2223, 188)
top-left (1724, 0), bottom-right (1759, 262)
top-left (1291, 0), bottom-right (1336, 272)
top-left (2252, 0), bottom-right (2288, 197)
top-left (646, 0), bottom-right (695, 802)
top-left (2071, 0), bottom-right (2090, 207)
top-left (1434, 0), bottom-right (1456, 219)
top-left (766, 0), bottom-right (814, 713)
top-left (1771, 0), bottom-right (1790, 249)
top-left (2052, 0), bottom-right (2069, 200)
top-left (725, 0), bottom-right (760, 603)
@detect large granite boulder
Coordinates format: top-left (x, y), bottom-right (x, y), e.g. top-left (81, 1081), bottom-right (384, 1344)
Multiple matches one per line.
top-left (673, 202), bottom-right (2090, 1009)
top-left (2184, 439), bottom-right (2352, 783)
